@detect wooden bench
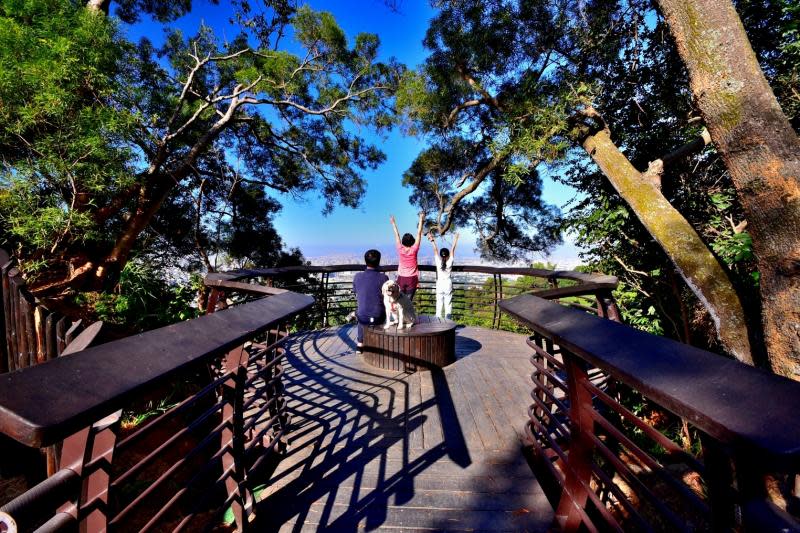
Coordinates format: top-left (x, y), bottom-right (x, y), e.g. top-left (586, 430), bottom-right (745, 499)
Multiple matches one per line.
top-left (362, 315), bottom-right (456, 372)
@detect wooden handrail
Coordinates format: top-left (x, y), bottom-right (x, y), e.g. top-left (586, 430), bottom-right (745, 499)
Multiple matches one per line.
top-left (206, 264), bottom-right (618, 289)
top-left (500, 293), bottom-right (800, 468)
top-left (205, 264), bottom-right (621, 327)
top-left (0, 291), bottom-right (313, 448)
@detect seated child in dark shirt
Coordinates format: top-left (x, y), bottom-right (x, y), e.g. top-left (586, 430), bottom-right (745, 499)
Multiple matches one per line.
top-left (353, 249), bottom-right (389, 352)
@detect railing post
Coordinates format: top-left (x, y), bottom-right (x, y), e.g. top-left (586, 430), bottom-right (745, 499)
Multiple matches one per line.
top-left (0, 256), bottom-right (8, 374)
top-left (266, 326), bottom-right (289, 450)
top-left (555, 351), bottom-right (595, 530)
top-left (700, 435), bottom-right (741, 530)
top-left (491, 274), bottom-right (500, 329)
top-left (222, 344), bottom-right (253, 531)
top-left (322, 272), bottom-right (330, 327)
top-left (206, 288), bottom-right (225, 314)
top-left (58, 410), bottom-right (122, 531)
top-left (596, 289), bottom-right (622, 322)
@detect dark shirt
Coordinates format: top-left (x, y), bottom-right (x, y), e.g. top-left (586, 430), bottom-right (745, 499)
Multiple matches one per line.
top-left (353, 268), bottom-right (388, 319)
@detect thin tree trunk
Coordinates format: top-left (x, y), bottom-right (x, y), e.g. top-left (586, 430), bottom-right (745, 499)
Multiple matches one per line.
top-left (92, 184), bottom-right (173, 288)
top-left (581, 121), bottom-right (753, 364)
top-left (657, 0), bottom-right (800, 377)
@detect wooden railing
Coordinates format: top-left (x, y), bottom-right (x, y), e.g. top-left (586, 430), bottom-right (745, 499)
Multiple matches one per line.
top-left (0, 249), bottom-right (100, 373)
top-left (500, 293), bottom-right (800, 532)
top-left (204, 264), bottom-right (621, 328)
top-left (0, 290), bottom-right (313, 532)
top-left (5, 263), bottom-right (796, 531)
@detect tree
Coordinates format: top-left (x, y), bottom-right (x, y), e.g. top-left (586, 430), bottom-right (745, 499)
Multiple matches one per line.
top-left (398, 0), bottom-right (758, 362)
top-left (395, 0), bottom-right (584, 260)
top-left (0, 0), bottom-right (400, 301)
top-left (656, 0), bottom-right (800, 376)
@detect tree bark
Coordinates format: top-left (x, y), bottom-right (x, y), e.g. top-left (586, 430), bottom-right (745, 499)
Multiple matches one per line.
top-left (581, 122), bottom-right (754, 365)
top-left (657, 0), bottom-right (800, 377)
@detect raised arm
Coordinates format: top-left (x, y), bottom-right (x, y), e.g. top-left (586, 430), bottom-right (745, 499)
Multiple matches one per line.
top-left (428, 231), bottom-right (438, 256)
top-left (451, 232), bottom-right (460, 258)
top-left (389, 215), bottom-right (401, 245)
top-left (415, 212), bottom-right (424, 244)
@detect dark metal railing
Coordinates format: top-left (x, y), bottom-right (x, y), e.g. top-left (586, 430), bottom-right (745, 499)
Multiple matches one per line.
top-left (501, 293), bottom-right (800, 532)
top-left (0, 290), bottom-right (313, 532)
top-left (204, 264), bottom-right (621, 329)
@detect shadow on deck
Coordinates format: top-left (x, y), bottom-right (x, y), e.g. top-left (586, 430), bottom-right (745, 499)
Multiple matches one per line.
top-left (252, 325), bottom-right (553, 532)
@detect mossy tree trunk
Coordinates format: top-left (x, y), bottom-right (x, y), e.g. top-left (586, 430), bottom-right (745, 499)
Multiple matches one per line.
top-left (657, 0), bottom-right (800, 377)
top-left (580, 115), bottom-right (753, 365)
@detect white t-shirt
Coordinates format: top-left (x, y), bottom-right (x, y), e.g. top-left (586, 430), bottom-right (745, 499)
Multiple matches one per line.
top-left (435, 255), bottom-right (453, 289)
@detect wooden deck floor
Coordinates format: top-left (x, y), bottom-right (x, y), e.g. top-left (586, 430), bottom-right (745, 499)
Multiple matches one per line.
top-left (253, 324), bottom-right (553, 532)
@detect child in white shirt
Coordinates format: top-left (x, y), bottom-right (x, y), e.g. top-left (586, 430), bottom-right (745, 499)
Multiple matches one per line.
top-left (428, 232), bottom-right (459, 319)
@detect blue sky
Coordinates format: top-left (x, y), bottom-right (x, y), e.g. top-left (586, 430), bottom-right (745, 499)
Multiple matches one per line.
top-left (123, 0), bottom-right (584, 264)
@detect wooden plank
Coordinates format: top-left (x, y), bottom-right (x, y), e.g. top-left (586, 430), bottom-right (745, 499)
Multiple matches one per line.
top-left (33, 307), bottom-right (47, 365)
top-left (483, 357), bottom-right (530, 444)
top-left (63, 319), bottom-right (82, 347)
top-left (55, 316), bottom-right (67, 356)
top-left (7, 271), bottom-right (19, 372)
top-left (21, 293), bottom-right (36, 367)
top-left (61, 321), bottom-right (103, 356)
top-left (260, 324), bottom-right (555, 532)
top-left (0, 254), bottom-right (9, 374)
top-left (16, 288), bottom-right (29, 369)
top-left (419, 370), bottom-right (443, 448)
top-left (406, 372), bottom-right (424, 450)
top-left (456, 354), bottom-right (504, 451)
top-left (44, 313), bottom-right (57, 361)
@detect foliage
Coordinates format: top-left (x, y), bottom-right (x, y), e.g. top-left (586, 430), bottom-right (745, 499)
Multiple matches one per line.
top-left (0, 0), bottom-right (135, 268)
top-left (402, 0), bottom-right (797, 352)
top-left (395, 0), bottom-right (633, 260)
top-left (0, 0), bottom-right (401, 305)
top-left (75, 259), bottom-right (201, 331)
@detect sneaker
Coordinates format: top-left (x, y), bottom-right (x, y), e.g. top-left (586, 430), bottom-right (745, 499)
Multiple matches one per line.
top-left (356, 342), bottom-right (363, 354)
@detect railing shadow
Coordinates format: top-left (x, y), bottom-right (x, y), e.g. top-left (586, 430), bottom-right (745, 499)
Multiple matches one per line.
top-left (251, 325), bottom-right (473, 531)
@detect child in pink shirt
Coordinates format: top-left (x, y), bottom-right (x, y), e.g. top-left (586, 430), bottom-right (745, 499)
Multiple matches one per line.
top-left (390, 213), bottom-right (424, 300)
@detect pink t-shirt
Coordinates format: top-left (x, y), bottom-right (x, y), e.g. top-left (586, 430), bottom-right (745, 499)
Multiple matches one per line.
top-left (396, 241), bottom-right (420, 277)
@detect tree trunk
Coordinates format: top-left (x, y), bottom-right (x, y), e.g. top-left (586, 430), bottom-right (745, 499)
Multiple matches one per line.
top-left (92, 183), bottom-right (174, 288)
top-left (581, 123), bottom-right (754, 365)
top-left (657, 0), bottom-right (800, 377)
top-left (92, 99), bottom-right (240, 288)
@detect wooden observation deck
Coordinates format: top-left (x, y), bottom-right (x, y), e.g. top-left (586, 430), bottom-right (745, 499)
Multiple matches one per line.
top-left (254, 324), bottom-right (553, 531)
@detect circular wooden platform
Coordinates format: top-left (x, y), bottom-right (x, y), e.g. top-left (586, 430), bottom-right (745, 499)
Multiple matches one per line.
top-left (362, 315), bottom-right (457, 372)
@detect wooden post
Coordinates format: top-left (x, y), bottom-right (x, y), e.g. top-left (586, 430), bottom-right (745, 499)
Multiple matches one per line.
top-left (58, 411), bottom-right (122, 531)
top-left (596, 289), bottom-right (622, 322)
top-left (222, 345), bottom-right (252, 531)
top-left (0, 255), bottom-right (8, 374)
top-left (496, 274), bottom-right (504, 329)
top-left (322, 273), bottom-right (330, 327)
top-left (554, 351), bottom-right (595, 530)
top-left (491, 274), bottom-right (499, 329)
top-left (700, 434), bottom-right (740, 530)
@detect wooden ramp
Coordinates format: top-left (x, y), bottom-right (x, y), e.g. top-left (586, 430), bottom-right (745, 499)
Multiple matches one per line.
top-left (253, 325), bottom-right (553, 532)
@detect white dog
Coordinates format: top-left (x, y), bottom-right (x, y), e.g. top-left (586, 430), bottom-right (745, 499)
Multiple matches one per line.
top-left (382, 280), bottom-right (416, 329)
